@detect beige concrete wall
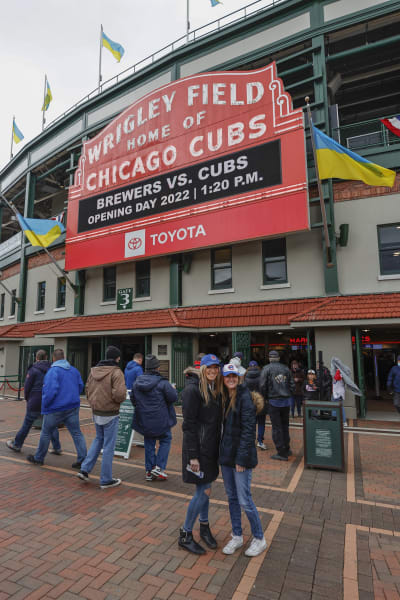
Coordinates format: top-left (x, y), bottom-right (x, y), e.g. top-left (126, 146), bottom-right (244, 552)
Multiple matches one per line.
top-left (183, 230), bottom-right (325, 306)
top-left (152, 334), bottom-right (172, 361)
top-left (3, 342), bottom-right (20, 381)
top-left (335, 194), bottom-right (400, 295)
top-left (314, 326), bottom-right (357, 419)
top-left (25, 259), bottom-right (75, 321)
top-left (0, 273), bottom-right (20, 323)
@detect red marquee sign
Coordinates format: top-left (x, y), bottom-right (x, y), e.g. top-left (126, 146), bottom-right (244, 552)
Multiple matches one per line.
top-left (65, 63), bottom-right (309, 270)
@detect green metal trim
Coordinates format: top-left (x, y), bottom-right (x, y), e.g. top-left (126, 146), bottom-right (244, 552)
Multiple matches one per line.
top-left (36, 159), bottom-right (70, 181)
top-left (145, 335), bottom-right (152, 356)
top-left (17, 172), bottom-right (36, 322)
top-left (326, 33), bottom-right (400, 62)
top-left (74, 270), bottom-right (86, 316)
top-left (307, 328), bottom-right (312, 369)
top-left (355, 328), bottom-right (366, 418)
top-left (169, 256), bottom-right (182, 307)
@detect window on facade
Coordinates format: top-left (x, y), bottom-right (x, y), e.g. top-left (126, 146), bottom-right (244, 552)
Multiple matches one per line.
top-left (37, 281), bottom-right (46, 311)
top-left (103, 266), bottom-right (116, 301)
top-left (211, 247), bottom-right (232, 290)
top-left (0, 293), bottom-right (4, 318)
top-left (56, 278), bottom-right (66, 308)
top-left (10, 289), bottom-right (16, 316)
top-left (263, 238), bottom-right (287, 284)
top-left (136, 260), bottom-right (150, 298)
top-left (378, 224), bottom-right (400, 276)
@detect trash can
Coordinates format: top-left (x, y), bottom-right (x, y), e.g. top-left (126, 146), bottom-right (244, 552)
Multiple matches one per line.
top-left (303, 400), bottom-right (345, 472)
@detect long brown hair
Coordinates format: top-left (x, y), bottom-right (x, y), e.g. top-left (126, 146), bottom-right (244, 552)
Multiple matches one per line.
top-left (222, 378), bottom-right (238, 414)
top-left (199, 364), bottom-right (222, 405)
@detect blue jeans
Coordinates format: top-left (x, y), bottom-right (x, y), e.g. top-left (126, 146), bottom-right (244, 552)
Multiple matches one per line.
top-left (81, 416), bottom-right (119, 485)
top-left (183, 482), bottom-right (211, 532)
top-left (14, 409), bottom-right (60, 451)
top-left (290, 395), bottom-right (303, 417)
top-left (143, 430), bottom-right (172, 472)
top-left (331, 396), bottom-right (346, 422)
top-left (34, 407), bottom-right (87, 463)
top-left (221, 466), bottom-right (264, 539)
top-left (256, 415), bottom-right (265, 444)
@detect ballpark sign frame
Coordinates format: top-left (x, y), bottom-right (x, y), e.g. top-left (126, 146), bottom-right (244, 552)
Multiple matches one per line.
top-left (66, 63), bottom-right (308, 270)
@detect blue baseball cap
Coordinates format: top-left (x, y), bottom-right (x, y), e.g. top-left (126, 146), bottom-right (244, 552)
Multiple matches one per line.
top-left (222, 363), bottom-right (239, 376)
top-left (200, 354), bottom-right (220, 367)
top-left (249, 360), bottom-right (258, 367)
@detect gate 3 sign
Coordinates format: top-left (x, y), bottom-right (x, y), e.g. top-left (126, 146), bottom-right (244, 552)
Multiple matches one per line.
top-left (65, 63), bottom-right (308, 270)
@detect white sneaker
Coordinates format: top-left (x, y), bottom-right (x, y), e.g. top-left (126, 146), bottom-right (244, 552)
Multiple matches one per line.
top-left (257, 442), bottom-right (267, 450)
top-left (222, 535), bottom-right (243, 555)
top-left (151, 466), bottom-right (168, 480)
top-left (343, 422), bottom-right (348, 427)
top-left (245, 537), bottom-right (267, 557)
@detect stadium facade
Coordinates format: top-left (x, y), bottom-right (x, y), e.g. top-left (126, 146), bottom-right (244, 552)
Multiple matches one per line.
top-left (1, 0), bottom-right (400, 419)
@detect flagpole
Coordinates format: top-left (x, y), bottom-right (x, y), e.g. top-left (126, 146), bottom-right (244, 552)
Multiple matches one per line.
top-left (10, 116), bottom-right (14, 160)
top-left (42, 74), bottom-right (47, 131)
top-left (305, 97), bottom-right (333, 267)
top-left (186, 0), bottom-right (190, 43)
top-left (0, 192), bottom-right (77, 294)
top-left (98, 24), bottom-right (103, 91)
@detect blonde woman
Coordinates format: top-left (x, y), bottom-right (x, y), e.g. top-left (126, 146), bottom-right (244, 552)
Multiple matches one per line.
top-left (179, 354), bottom-right (222, 555)
top-left (220, 363), bottom-right (267, 557)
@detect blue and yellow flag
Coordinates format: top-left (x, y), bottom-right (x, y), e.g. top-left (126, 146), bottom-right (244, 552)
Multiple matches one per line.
top-left (210, 0), bottom-right (222, 5)
top-left (102, 31), bottom-right (125, 62)
top-left (42, 80), bottom-right (53, 112)
top-left (312, 124), bottom-right (396, 188)
top-left (16, 214), bottom-right (65, 248)
top-left (12, 119), bottom-right (24, 144)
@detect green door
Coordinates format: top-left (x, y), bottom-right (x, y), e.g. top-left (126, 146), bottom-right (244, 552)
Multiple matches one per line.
top-left (67, 338), bottom-right (88, 383)
top-left (172, 334), bottom-right (193, 392)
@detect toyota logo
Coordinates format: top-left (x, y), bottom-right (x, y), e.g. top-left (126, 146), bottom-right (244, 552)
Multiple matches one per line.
top-left (128, 237), bottom-right (142, 250)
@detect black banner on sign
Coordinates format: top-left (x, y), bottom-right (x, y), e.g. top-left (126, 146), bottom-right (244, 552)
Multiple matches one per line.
top-left (77, 140), bottom-right (281, 233)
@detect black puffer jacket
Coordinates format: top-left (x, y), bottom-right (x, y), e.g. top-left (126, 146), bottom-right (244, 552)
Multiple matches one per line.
top-left (181, 367), bottom-right (221, 485)
top-left (219, 384), bottom-right (257, 470)
top-left (244, 367), bottom-right (261, 392)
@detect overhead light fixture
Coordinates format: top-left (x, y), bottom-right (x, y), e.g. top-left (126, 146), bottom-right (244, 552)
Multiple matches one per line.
top-left (362, 329), bottom-right (370, 332)
top-left (277, 331), bottom-right (283, 335)
top-left (209, 333), bottom-right (216, 337)
top-left (393, 252), bottom-right (400, 256)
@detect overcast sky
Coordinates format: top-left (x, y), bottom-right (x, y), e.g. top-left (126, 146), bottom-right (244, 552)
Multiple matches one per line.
top-left (0, 0), bottom-right (265, 172)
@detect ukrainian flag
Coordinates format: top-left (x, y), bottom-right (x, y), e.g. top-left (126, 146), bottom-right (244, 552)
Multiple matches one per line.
top-left (12, 119), bottom-right (24, 144)
top-left (42, 80), bottom-right (53, 112)
top-left (17, 214), bottom-right (65, 248)
top-left (210, 0), bottom-right (222, 6)
top-left (313, 124), bottom-right (396, 188)
top-left (102, 31), bottom-right (125, 62)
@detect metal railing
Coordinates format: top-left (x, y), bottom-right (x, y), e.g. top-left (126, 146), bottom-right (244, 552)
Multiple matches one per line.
top-left (45, 0), bottom-right (288, 130)
top-left (334, 116), bottom-right (400, 151)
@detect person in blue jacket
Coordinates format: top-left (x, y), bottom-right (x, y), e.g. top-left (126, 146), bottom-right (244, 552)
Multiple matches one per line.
top-left (131, 354), bottom-right (177, 481)
top-left (124, 353), bottom-right (143, 393)
top-left (387, 355), bottom-right (400, 414)
top-left (6, 350), bottom-right (61, 454)
top-left (26, 348), bottom-right (87, 468)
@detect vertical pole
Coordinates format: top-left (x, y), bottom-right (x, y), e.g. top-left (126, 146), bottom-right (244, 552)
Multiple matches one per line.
top-left (355, 328), bottom-right (366, 418)
top-left (10, 117), bottom-right (14, 160)
top-left (17, 172), bottom-right (36, 323)
top-left (307, 328), bottom-right (312, 369)
top-left (42, 74), bottom-right (47, 131)
top-left (186, 0), bottom-right (190, 42)
top-left (98, 25), bottom-right (103, 91)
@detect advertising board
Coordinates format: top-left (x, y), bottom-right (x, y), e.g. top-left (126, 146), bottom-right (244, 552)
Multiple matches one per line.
top-left (66, 62), bottom-right (308, 270)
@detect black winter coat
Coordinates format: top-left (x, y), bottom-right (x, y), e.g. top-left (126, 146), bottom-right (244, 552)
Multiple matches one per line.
top-left (181, 368), bottom-right (221, 485)
top-left (245, 367), bottom-right (268, 416)
top-left (219, 384), bottom-right (258, 470)
top-left (24, 361), bottom-right (52, 412)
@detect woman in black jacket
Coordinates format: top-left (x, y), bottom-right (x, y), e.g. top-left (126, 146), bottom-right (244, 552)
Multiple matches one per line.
top-left (179, 354), bottom-right (222, 555)
top-left (220, 363), bottom-right (267, 558)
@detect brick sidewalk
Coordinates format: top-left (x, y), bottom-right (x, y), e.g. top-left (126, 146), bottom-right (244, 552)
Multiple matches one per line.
top-left (0, 399), bottom-right (400, 599)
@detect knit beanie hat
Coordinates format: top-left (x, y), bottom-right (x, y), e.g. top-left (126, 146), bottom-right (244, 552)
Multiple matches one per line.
top-left (145, 354), bottom-right (160, 370)
top-left (106, 345), bottom-right (121, 360)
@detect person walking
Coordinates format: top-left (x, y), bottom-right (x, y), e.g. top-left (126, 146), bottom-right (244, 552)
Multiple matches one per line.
top-left (26, 349), bottom-right (87, 468)
top-left (131, 355), bottom-right (177, 481)
top-left (219, 362), bottom-right (267, 557)
top-left (6, 350), bottom-right (61, 455)
top-left (124, 353), bottom-right (143, 395)
top-left (260, 350), bottom-right (295, 461)
top-left (179, 354), bottom-right (222, 555)
top-left (77, 346), bottom-right (126, 489)
top-left (387, 355), bottom-right (400, 414)
top-left (244, 361), bottom-right (267, 450)
top-left (290, 360), bottom-right (305, 418)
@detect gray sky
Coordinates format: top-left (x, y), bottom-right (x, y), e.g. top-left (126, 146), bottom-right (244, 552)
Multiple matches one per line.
top-left (0, 0), bottom-right (260, 171)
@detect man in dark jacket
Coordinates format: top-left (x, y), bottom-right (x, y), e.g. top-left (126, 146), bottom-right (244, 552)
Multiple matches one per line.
top-left (6, 350), bottom-right (61, 454)
top-left (260, 350), bottom-right (295, 461)
top-left (26, 349), bottom-right (87, 468)
top-left (387, 355), bottom-right (400, 413)
top-left (124, 353), bottom-right (143, 392)
top-left (78, 345), bottom-right (126, 489)
top-left (132, 354), bottom-right (177, 481)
